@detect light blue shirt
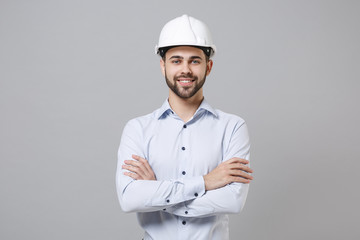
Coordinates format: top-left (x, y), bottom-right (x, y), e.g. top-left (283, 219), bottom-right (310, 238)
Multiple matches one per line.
top-left (116, 99), bottom-right (250, 240)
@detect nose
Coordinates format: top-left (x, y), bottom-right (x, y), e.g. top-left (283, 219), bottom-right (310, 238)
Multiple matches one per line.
top-left (181, 62), bottom-right (191, 75)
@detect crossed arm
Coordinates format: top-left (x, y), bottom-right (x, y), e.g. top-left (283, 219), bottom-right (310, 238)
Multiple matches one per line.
top-left (116, 119), bottom-right (253, 217)
top-left (123, 155), bottom-right (253, 190)
top-left (120, 155), bottom-right (253, 217)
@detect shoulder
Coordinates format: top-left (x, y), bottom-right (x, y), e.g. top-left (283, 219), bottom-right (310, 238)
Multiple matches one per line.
top-left (214, 110), bottom-right (250, 151)
top-left (214, 109), bottom-right (246, 127)
top-left (123, 107), bottom-right (160, 132)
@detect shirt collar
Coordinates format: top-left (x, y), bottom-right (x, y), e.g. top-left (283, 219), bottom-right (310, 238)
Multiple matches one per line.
top-left (156, 98), bottom-right (218, 120)
top-left (156, 99), bottom-right (173, 119)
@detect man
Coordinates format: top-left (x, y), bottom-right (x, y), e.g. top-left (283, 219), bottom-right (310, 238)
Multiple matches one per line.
top-left (116, 14), bottom-right (253, 240)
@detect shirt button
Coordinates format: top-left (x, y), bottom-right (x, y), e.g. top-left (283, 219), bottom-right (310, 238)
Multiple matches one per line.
top-left (163, 208), bottom-right (166, 211)
top-left (166, 199), bottom-right (170, 203)
top-left (182, 220), bottom-right (186, 225)
top-left (182, 171), bottom-right (186, 175)
top-left (185, 211), bottom-right (188, 214)
top-left (181, 147), bottom-right (186, 151)
top-left (183, 125), bottom-right (187, 128)
top-left (194, 193), bottom-right (198, 197)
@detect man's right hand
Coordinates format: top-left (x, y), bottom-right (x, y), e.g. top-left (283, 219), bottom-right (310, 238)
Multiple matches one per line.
top-left (203, 158), bottom-right (253, 191)
top-left (122, 155), bottom-right (156, 181)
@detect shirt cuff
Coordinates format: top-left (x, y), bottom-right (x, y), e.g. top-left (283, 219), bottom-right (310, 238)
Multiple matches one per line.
top-left (144, 176), bottom-right (206, 208)
top-left (182, 176), bottom-right (205, 199)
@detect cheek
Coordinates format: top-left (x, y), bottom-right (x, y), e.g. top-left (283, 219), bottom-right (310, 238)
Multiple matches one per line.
top-left (164, 69), bottom-right (174, 81)
top-left (165, 67), bottom-right (178, 78)
top-left (197, 66), bottom-right (208, 77)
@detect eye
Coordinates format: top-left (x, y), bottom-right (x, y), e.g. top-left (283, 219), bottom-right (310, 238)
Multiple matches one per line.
top-left (171, 60), bottom-right (181, 64)
top-left (191, 60), bottom-right (200, 64)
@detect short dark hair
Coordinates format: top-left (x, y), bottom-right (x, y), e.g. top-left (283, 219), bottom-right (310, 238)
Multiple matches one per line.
top-left (159, 46), bottom-right (212, 62)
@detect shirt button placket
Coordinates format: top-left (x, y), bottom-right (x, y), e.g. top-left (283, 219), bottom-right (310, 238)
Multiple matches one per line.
top-left (180, 122), bottom-right (189, 223)
top-left (180, 123), bottom-right (190, 237)
top-left (180, 123), bottom-right (189, 178)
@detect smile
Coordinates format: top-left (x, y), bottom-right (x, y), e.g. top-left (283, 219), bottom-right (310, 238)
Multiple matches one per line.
top-left (177, 79), bottom-right (195, 86)
top-left (178, 80), bottom-right (194, 83)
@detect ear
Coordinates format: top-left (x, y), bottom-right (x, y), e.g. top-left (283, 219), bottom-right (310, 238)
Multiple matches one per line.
top-left (206, 60), bottom-right (213, 76)
top-left (160, 58), bottom-right (165, 76)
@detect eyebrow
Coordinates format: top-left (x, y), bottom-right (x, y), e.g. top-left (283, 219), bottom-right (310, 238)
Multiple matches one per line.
top-left (168, 55), bottom-right (203, 60)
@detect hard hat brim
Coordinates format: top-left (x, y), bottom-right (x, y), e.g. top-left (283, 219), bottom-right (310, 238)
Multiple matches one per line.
top-left (155, 44), bottom-right (216, 58)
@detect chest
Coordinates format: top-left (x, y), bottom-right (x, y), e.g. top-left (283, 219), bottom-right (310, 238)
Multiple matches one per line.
top-left (145, 119), bottom-right (224, 179)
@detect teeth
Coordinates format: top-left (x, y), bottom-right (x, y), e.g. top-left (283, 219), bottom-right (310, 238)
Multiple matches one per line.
top-left (180, 80), bottom-right (191, 83)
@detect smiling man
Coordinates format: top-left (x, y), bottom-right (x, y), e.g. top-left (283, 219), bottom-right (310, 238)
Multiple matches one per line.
top-left (163, 46), bottom-right (210, 100)
top-left (116, 14), bottom-right (253, 240)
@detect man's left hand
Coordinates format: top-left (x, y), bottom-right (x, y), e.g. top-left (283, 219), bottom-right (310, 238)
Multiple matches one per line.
top-left (122, 155), bottom-right (156, 180)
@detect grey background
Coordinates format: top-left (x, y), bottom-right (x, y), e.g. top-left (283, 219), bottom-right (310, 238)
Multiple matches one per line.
top-left (1, 0), bottom-right (359, 239)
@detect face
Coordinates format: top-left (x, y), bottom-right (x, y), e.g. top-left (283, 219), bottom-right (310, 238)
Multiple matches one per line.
top-left (160, 46), bottom-right (213, 99)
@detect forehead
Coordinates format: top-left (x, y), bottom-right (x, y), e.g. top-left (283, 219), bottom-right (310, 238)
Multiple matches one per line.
top-left (165, 46), bottom-right (205, 59)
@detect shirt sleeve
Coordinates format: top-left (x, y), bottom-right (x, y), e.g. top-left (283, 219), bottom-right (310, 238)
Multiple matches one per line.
top-left (116, 119), bottom-right (206, 213)
top-left (167, 120), bottom-right (251, 218)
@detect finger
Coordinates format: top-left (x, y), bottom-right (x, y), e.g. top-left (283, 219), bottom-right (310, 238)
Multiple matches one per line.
top-left (124, 160), bottom-right (141, 167)
top-left (225, 158), bottom-right (249, 166)
top-left (122, 164), bottom-right (146, 177)
top-left (124, 171), bottom-right (141, 180)
top-left (132, 155), bottom-right (153, 173)
top-left (126, 155), bottom-right (153, 178)
top-left (230, 163), bottom-right (253, 173)
top-left (231, 176), bottom-right (251, 184)
top-left (143, 160), bottom-right (153, 175)
top-left (230, 170), bottom-right (254, 180)
top-left (132, 154), bottom-right (147, 163)
top-left (131, 155), bottom-right (150, 171)
top-left (125, 159), bottom-right (151, 174)
top-left (230, 158), bottom-right (250, 165)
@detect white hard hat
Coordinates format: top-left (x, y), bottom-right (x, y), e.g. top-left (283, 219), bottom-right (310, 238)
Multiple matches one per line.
top-left (155, 14), bottom-right (216, 58)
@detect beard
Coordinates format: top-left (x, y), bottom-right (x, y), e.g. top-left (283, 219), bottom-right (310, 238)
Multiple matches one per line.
top-left (165, 71), bottom-right (206, 99)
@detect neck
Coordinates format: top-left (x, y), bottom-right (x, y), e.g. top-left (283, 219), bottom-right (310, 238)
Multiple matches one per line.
top-left (168, 89), bottom-right (204, 122)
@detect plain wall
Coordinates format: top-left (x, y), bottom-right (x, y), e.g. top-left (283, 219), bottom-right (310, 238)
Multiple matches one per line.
top-left (1, 0), bottom-right (359, 239)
